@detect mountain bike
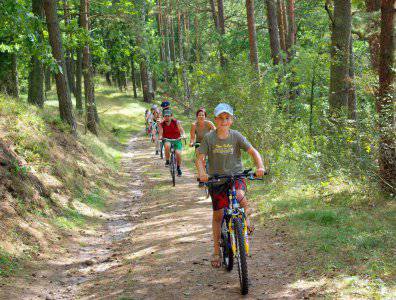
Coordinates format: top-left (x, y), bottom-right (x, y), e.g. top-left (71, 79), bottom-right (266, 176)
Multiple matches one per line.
top-left (204, 170), bottom-right (263, 295)
top-left (163, 138), bottom-right (181, 186)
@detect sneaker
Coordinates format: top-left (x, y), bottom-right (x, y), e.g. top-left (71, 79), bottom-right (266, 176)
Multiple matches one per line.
top-left (165, 160), bottom-right (170, 166)
top-left (177, 167), bottom-right (182, 176)
top-left (155, 150), bottom-right (159, 155)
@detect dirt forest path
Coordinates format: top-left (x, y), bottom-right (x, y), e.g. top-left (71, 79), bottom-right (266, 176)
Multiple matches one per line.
top-left (1, 133), bottom-right (316, 300)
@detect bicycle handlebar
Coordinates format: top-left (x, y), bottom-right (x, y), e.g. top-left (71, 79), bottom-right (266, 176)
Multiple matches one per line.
top-left (197, 169), bottom-right (266, 183)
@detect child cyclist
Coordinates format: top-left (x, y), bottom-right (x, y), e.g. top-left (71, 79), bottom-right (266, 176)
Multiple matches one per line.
top-left (159, 109), bottom-right (186, 176)
top-left (197, 103), bottom-right (266, 268)
top-left (190, 108), bottom-right (215, 186)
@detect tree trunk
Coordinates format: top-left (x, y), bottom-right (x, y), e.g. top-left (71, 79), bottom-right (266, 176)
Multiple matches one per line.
top-left (285, 0), bottom-right (296, 60)
top-left (80, 0), bottom-right (97, 135)
top-left (328, 0), bottom-right (352, 117)
top-left (169, 4), bottom-right (176, 62)
top-left (246, 0), bottom-right (259, 72)
top-left (63, 0), bottom-right (76, 96)
top-left (184, 13), bottom-right (191, 63)
top-left (130, 56), bottom-right (138, 98)
top-left (377, 0), bottom-right (395, 193)
top-left (177, 11), bottom-right (191, 108)
top-left (265, 0), bottom-right (282, 65)
top-left (45, 66), bottom-right (51, 91)
top-left (0, 51), bottom-right (19, 98)
top-left (347, 35), bottom-right (357, 120)
top-left (365, 0), bottom-right (381, 71)
top-left (28, 0), bottom-right (45, 107)
top-left (277, 0), bottom-right (287, 52)
top-left (140, 61), bottom-right (151, 102)
top-left (217, 0), bottom-right (227, 68)
top-left (43, 0), bottom-right (76, 133)
top-left (75, 48), bottom-right (83, 114)
top-left (105, 71), bottom-right (112, 85)
top-left (209, 0), bottom-right (219, 30)
top-left (194, 12), bottom-right (200, 63)
top-left (164, 0), bottom-right (172, 63)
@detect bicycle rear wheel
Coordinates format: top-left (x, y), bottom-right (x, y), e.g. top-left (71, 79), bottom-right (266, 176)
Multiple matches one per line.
top-left (160, 141), bottom-right (163, 159)
top-left (170, 152), bottom-right (176, 186)
top-left (234, 218), bottom-right (248, 295)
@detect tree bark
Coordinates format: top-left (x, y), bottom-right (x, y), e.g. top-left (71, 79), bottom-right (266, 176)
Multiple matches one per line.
top-left (28, 0), bottom-right (45, 108)
top-left (63, 0), bottom-right (75, 96)
top-left (75, 48), bottom-right (83, 114)
top-left (209, 0), bottom-right (219, 30)
top-left (169, 3), bottom-right (176, 62)
top-left (217, 0), bottom-right (227, 68)
top-left (285, 0), bottom-right (296, 60)
top-left (130, 55), bottom-right (138, 98)
top-left (328, 0), bottom-right (352, 117)
top-left (365, 0), bottom-right (381, 70)
top-left (43, 0), bottom-right (76, 133)
top-left (246, 0), bottom-right (259, 72)
top-left (377, 0), bottom-right (395, 192)
top-left (45, 66), bottom-right (51, 91)
top-left (347, 35), bottom-right (357, 120)
top-left (80, 0), bottom-right (97, 135)
top-left (277, 0), bottom-right (287, 52)
top-left (177, 11), bottom-right (191, 108)
top-left (194, 12), bottom-right (200, 63)
top-left (265, 0), bottom-right (282, 65)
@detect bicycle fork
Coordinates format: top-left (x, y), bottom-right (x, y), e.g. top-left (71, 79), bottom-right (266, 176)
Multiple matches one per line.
top-left (228, 184), bottom-right (250, 256)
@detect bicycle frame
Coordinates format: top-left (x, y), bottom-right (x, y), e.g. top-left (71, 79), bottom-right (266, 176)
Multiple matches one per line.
top-left (224, 178), bottom-right (249, 256)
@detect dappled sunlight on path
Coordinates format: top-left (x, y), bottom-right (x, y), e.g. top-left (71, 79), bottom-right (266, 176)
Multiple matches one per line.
top-left (74, 134), bottom-right (320, 299)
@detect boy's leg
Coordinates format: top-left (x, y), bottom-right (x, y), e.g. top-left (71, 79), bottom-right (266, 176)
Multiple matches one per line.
top-left (164, 142), bottom-right (171, 160)
top-left (238, 190), bottom-right (254, 233)
top-left (212, 209), bottom-right (223, 267)
top-left (175, 150), bottom-right (182, 166)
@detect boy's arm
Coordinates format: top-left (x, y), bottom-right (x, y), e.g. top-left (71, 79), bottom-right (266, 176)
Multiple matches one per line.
top-left (247, 147), bottom-right (266, 177)
top-left (177, 121), bottom-right (186, 138)
top-left (190, 123), bottom-right (196, 146)
top-left (158, 123), bottom-right (163, 139)
top-left (196, 152), bottom-right (208, 182)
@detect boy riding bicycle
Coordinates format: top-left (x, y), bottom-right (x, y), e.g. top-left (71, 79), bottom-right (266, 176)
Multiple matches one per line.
top-left (197, 103), bottom-right (266, 268)
top-left (159, 109), bottom-right (186, 176)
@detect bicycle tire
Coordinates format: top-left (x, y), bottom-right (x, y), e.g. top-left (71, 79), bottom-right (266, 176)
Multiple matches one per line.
top-left (234, 218), bottom-right (249, 295)
top-left (221, 221), bottom-right (233, 272)
top-left (170, 152), bottom-right (176, 186)
top-left (160, 141), bottom-right (163, 159)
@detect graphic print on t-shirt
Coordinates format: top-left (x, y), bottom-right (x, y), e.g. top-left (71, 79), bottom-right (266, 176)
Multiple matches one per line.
top-left (213, 144), bottom-right (233, 155)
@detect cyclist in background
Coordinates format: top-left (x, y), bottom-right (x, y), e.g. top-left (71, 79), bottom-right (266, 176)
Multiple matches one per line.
top-left (190, 108), bottom-right (215, 186)
top-left (160, 99), bottom-right (170, 114)
top-left (159, 109), bottom-right (186, 176)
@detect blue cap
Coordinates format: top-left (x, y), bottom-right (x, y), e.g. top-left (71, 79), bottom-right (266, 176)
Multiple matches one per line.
top-left (214, 103), bottom-right (234, 117)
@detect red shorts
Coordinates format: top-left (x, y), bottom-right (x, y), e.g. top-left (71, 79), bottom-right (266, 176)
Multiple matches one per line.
top-left (209, 179), bottom-right (247, 211)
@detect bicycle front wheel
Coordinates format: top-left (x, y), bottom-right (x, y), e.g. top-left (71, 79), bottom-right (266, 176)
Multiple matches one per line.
top-left (221, 221), bottom-right (233, 272)
top-left (234, 218), bottom-right (248, 295)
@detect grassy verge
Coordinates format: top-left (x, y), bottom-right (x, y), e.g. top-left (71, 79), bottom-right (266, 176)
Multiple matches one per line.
top-left (0, 83), bottom-right (148, 277)
top-left (250, 178), bottom-right (396, 298)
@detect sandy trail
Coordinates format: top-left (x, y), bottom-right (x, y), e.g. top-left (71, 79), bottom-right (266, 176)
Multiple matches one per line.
top-left (0, 134), bottom-right (315, 300)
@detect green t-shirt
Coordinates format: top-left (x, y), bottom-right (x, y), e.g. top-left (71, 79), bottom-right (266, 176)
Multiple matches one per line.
top-left (198, 129), bottom-right (252, 176)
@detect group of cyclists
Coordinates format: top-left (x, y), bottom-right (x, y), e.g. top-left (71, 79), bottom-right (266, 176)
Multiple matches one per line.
top-left (145, 99), bottom-right (267, 269)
